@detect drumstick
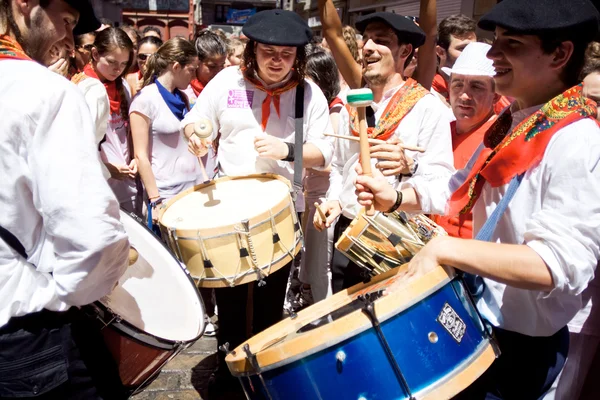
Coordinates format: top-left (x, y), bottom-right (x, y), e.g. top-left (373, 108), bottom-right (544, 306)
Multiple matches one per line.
top-left (314, 202), bottom-right (327, 222)
top-left (324, 133), bottom-right (426, 153)
top-left (347, 89), bottom-right (375, 216)
top-left (194, 118), bottom-right (212, 182)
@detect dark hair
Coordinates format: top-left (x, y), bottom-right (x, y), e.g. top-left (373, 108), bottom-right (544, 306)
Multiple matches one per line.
top-left (121, 25), bottom-right (140, 45)
top-left (242, 40), bottom-right (307, 82)
top-left (306, 49), bottom-right (340, 104)
top-left (92, 28), bottom-right (134, 122)
top-left (142, 37), bottom-right (197, 88)
top-left (539, 31), bottom-right (589, 87)
top-left (194, 30), bottom-right (227, 61)
top-left (142, 26), bottom-right (162, 39)
top-left (100, 18), bottom-right (114, 27)
top-left (75, 32), bottom-right (96, 48)
top-left (437, 14), bottom-right (476, 50)
top-left (138, 35), bottom-right (163, 50)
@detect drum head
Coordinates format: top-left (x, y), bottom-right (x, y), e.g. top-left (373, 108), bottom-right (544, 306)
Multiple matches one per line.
top-left (100, 211), bottom-right (205, 343)
top-left (160, 175), bottom-right (291, 230)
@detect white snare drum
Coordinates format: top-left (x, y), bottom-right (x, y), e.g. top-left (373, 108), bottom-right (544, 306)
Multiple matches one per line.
top-left (336, 210), bottom-right (446, 275)
top-left (92, 210), bottom-right (205, 393)
top-left (158, 174), bottom-right (302, 288)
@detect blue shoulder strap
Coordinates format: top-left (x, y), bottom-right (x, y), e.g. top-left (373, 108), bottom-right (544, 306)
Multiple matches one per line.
top-left (463, 173), bottom-right (524, 298)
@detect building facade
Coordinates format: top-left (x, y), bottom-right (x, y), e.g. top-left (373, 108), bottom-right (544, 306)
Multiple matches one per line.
top-left (121, 0), bottom-right (195, 39)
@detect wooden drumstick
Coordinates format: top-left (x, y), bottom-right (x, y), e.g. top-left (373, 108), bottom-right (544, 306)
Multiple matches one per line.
top-left (128, 247), bottom-right (139, 266)
top-left (314, 202), bottom-right (327, 222)
top-left (347, 89), bottom-right (375, 216)
top-left (193, 118), bottom-right (212, 182)
top-left (324, 133), bottom-right (426, 153)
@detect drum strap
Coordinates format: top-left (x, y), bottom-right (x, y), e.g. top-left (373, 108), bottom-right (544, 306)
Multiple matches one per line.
top-left (293, 83), bottom-right (304, 194)
top-left (463, 173), bottom-right (524, 299)
top-left (0, 225), bottom-right (28, 260)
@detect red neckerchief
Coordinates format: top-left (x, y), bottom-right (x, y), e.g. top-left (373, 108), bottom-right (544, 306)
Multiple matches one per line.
top-left (345, 78), bottom-right (429, 142)
top-left (0, 35), bottom-right (31, 61)
top-left (432, 74), bottom-right (449, 101)
top-left (190, 79), bottom-right (205, 97)
top-left (82, 64), bottom-right (121, 114)
top-left (241, 66), bottom-right (300, 131)
top-left (329, 97), bottom-right (344, 111)
top-left (447, 84), bottom-right (597, 216)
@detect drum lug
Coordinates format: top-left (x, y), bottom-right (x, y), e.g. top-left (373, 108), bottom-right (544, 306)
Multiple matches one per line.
top-left (358, 294), bottom-right (415, 400)
top-left (218, 342), bottom-right (236, 357)
top-left (242, 344), bottom-right (273, 400)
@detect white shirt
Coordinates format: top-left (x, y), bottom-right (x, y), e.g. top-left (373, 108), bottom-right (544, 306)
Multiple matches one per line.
top-left (417, 105), bottom-right (600, 337)
top-left (130, 83), bottom-right (203, 199)
top-left (327, 84), bottom-right (455, 219)
top-left (77, 77), bottom-right (137, 206)
top-left (181, 67), bottom-right (334, 195)
top-left (0, 60), bottom-right (130, 327)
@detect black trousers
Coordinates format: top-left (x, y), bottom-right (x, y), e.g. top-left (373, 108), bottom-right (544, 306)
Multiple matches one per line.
top-left (454, 325), bottom-right (569, 399)
top-left (331, 215), bottom-right (372, 294)
top-left (214, 261), bottom-right (292, 374)
top-left (0, 308), bottom-right (126, 400)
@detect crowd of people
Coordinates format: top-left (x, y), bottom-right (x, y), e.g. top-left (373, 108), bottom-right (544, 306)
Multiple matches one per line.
top-left (1, 0), bottom-right (600, 399)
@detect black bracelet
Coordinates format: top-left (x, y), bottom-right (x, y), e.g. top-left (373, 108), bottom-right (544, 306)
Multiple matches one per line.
top-left (386, 190), bottom-right (403, 214)
top-left (149, 197), bottom-right (164, 208)
top-left (282, 142), bottom-right (295, 162)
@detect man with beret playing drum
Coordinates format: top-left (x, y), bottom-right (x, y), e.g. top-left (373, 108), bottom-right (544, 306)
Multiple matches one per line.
top-left (314, 5), bottom-right (454, 293)
top-left (354, 0), bottom-right (600, 398)
top-left (181, 9), bottom-right (334, 395)
top-left (0, 0), bottom-right (130, 398)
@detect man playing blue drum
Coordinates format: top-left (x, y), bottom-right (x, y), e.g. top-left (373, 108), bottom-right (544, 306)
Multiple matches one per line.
top-left (354, 0), bottom-right (600, 397)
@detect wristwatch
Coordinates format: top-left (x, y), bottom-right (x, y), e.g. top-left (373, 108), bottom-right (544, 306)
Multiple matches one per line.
top-left (407, 160), bottom-right (419, 177)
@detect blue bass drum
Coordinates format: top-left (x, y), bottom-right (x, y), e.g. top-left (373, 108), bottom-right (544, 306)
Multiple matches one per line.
top-left (226, 266), bottom-right (499, 400)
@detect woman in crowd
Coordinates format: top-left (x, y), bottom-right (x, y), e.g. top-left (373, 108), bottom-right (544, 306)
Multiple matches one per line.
top-left (129, 38), bottom-right (202, 222)
top-left (187, 30), bottom-right (228, 103)
top-left (72, 27), bottom-right (140, 215)
top-left (127, 35), bottom-right (163, 97)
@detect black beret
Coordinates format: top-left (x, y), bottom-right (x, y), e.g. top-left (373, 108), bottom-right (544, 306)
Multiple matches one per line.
top-left (355, 12), bottom-right (426, 48)
top-left (478, 0), bottom-right (600, 41)
top-left (65, 0), bottom-right (101, 35)
top-left (242, 10), bottom-right (312, 47)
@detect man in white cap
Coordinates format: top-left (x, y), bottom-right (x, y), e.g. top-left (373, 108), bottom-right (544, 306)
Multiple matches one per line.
top-left (431, 42), bottom-right (500, 239)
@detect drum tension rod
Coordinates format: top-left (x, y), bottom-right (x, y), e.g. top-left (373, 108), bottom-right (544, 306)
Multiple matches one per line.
top-left (358, 294), bottom-right (415, 400)
top-left (243, 344), bottom-right (274, 400)
top-left (218, 342), bottom-right (236, 357)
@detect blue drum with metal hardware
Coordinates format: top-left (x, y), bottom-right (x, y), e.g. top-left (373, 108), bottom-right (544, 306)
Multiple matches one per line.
top-left (226, 266), bottom-right (498, 400)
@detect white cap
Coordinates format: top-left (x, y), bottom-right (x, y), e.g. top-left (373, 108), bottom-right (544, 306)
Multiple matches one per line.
top-left (441, 42), bottom-right (495, 77)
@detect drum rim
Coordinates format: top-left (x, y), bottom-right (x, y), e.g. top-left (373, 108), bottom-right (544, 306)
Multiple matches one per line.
top-left (225, 265), bottom-right (459, 373)
top-left (95, 209), bottom-right (206, 348)
top-left (157, 173), bottom-right (292, 230)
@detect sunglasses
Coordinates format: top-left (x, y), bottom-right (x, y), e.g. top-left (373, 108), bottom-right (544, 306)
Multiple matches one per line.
top-left (137, 53), bottom-right (154, 61)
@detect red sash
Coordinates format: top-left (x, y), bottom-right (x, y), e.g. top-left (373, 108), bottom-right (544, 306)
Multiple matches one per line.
top-left (0, 35), bottom-right (31, 61)
top-left (447, 85), bottom-right (597, 216)
top-left (346, 78), bottom-right (429, 142)
top-left (71, 65), bottom-right (121, 115)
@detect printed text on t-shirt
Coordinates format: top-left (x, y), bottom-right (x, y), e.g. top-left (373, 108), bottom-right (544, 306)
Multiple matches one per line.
top-left (227, 90), bottom-right (253, 109)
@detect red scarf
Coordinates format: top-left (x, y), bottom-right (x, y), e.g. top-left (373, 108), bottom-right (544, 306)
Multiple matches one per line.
top-left (81, 64), bottom-right (121, 115)
top-left (0, 35), bottom-right (31, 61)
top-left (447, 84), bottom-right (597, 216)
top-left (329, 97), bottom-right (344, 110)
top-left (432, 74), bottom-right (449, 101)
top-left (346, 78), bottom-right (429, 142)
top-left (190, 79), bottom-right (205, 97)
top-left (241, 67), bottom-right (300, 131)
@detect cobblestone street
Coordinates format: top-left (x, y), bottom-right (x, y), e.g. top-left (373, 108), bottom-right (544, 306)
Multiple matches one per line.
top-left (131, 335), bottom-right (244, 400)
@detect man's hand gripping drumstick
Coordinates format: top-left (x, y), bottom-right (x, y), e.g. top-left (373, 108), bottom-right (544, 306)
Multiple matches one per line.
top-left (313, 199), bottom-right (342, 232)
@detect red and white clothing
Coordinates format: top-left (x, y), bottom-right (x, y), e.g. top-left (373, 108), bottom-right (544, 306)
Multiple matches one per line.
top-left (130, 84), bottom-right (204, 200)
top-left (328, 83), bottom-right (455, 220)
top-left (181, 66), bottom-right (334, 199)
top-left (414, 104), bottom-right (600, 337)
top-left (76, 77), bottom-right (139, 214)
top-left (432, 116), bottom-right (496, 239)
